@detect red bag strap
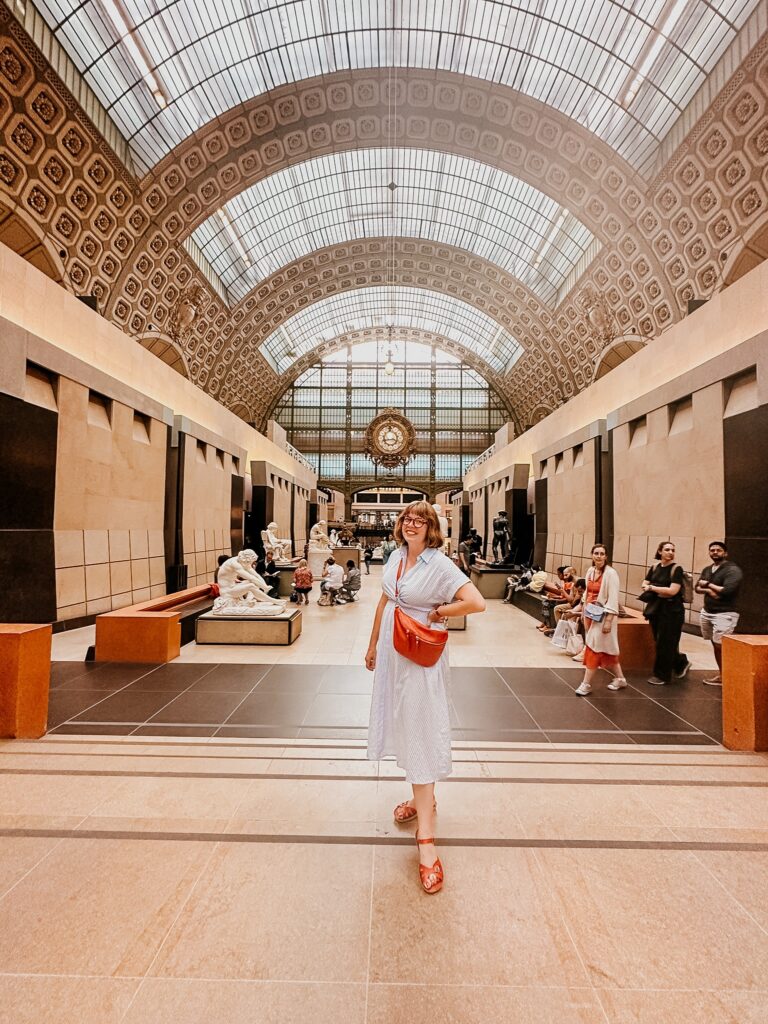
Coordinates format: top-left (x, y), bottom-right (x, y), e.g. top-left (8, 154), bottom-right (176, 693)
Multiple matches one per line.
top-left (395, 556), bottom-right (403, 599)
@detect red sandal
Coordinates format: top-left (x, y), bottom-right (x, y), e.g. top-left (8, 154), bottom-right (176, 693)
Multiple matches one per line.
top-left (416, 835), bottom-right (443, 894)
top-left (393, 799), bottom-right (437, 825)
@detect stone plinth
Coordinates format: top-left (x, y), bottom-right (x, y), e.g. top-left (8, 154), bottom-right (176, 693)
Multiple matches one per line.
top-left (196, 609), bottom-right (303, 645)
top-left (470, 566), bottom-right (509, 599)
top-left (0, 623), bottom-right (52, 738)
top-left (333, 546), bottom-right (361, 568)
top-left (308, 549), bottom-right (332, 577)
top-left (276, 565), bottom-right (298, 597)
top-left (722, 635), bottom-right (768, 751)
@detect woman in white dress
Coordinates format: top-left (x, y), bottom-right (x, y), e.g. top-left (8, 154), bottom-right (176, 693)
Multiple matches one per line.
top-left (366, 501), bottom-right (485, 893)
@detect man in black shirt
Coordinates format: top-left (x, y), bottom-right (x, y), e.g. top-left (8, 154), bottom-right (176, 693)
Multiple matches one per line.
top-left (694, 541), bottom-right (743, 686)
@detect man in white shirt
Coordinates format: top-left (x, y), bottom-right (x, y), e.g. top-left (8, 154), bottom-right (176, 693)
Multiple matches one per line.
top-left (320, 557), bottom-right (344, 604)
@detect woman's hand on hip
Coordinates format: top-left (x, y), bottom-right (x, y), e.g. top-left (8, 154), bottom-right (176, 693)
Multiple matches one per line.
top-left (427, 607), bottom-right (444, 624)
top-left (365, 648), bottom-right (376, 671)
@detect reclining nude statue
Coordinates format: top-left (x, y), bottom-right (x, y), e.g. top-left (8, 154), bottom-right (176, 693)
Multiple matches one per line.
top-left (213, 549), bottom-right (286, 616)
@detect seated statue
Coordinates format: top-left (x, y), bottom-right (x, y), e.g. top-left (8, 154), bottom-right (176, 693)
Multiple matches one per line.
top-left (262, 522), bottom-right (291, 562)
top-left (308, 520), bottom-right (331, 550)
top-left (213, 549), bottom-right (286, 617)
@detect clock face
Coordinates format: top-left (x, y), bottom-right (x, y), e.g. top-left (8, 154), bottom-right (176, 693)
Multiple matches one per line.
top-left (377, 421), bottom-right (406, 454)
top-left (365, 409), bottom-right (416, 468)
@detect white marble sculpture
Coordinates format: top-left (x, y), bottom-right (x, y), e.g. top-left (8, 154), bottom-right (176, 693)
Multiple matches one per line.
top-left (212, 549), bottom-right (286, 616)
top-left (432, 503), bottom-right (449, 550)
top-left (308, 520), bottom-right (331, 550)
top-left (263, 522), bottom-right (291, 562)
top-left (329, 529), bottom-right (339, 548)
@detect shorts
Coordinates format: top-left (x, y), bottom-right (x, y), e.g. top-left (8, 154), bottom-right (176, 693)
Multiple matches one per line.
top-left (699, 609), bottom-right (739, 644)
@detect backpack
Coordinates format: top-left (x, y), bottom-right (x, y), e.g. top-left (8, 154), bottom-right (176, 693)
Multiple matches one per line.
top-left (673, 564), bottom-right (694, 604)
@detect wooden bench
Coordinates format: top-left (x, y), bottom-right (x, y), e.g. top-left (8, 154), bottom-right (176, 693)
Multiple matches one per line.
top-left (0, 624), bottom-right (52, 738)
top-left (95, 585), bottom-right (215, 663)
top-left (722, 635), bottom-right (768, 751)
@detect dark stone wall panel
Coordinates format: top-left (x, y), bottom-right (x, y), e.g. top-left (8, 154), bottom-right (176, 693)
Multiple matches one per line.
top-left (724, 404), bottom-right (768, 634)
top-left (0, 529), bottom-right (56, 622)
top-left (534, 478), bottom-right (548, 568)
top-left (0, 394), bottom-right (57, 529)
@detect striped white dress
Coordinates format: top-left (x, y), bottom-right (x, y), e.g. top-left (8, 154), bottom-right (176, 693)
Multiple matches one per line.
top-left (367, 545), bottom-right (469, 783)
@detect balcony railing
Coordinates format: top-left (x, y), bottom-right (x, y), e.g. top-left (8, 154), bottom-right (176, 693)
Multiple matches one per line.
top-left (464, 444), bottom-right (496, 474)
top-left (284, 441), bottom-right (315, 472)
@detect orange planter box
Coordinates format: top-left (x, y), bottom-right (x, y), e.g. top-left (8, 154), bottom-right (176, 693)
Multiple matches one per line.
top-left (0, 624), bottom-right (52, 739)
top-left (722, 635), bottom-right (768, 752)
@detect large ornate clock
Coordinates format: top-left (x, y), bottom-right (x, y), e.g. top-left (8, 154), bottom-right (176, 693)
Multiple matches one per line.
top-left (364, 409), bottom-right (417, 469)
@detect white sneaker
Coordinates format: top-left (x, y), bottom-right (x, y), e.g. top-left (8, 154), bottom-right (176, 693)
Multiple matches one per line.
top-left (572, 651), bottom-right (584, 662)
top-left (703, 675), bottom-right (722, 686)
top-left (607, 677), bottom-right (628, 690)
top-left (674, 660), bottom-right (691, 680)
top-left (575, 682), bottom-right (592, 696)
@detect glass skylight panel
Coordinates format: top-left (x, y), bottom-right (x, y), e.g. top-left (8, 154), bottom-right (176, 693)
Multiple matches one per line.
top-left (260, 287), bottom-right (523, 375)
top-left (191, 149), bottom-right (595, 307)
top-left (31, 1), bottom-right (762, 175)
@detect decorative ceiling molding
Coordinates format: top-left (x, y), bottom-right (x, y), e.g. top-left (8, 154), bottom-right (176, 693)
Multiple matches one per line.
top-left (210, 239), bottom-right (564, 418)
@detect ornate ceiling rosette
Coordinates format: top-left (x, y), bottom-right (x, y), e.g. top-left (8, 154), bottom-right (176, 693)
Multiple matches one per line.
top-left (364, 409), bottom-right (417, 470)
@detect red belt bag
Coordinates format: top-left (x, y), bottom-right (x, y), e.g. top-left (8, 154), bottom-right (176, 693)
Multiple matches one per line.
top-left (393, 558), bottom-right (448, 668)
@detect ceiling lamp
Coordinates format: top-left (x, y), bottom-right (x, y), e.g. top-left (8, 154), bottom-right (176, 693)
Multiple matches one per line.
top-left (382, 323), bottom-right (396, 375)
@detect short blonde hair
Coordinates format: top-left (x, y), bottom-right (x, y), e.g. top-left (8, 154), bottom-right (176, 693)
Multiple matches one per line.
top-left (393, 500), bottom-right (444, 549)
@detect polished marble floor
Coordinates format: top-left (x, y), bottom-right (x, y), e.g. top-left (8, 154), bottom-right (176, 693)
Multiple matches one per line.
top-left (46, 660), bottom-right (723, 744)
top-left (2, 734), bottom-right (768, 1023)
top-left (5, 570), bottom-right (756, 1021)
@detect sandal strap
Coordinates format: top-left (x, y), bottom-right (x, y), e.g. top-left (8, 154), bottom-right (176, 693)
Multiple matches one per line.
top-left (417, 837), bottom-right (436, 844)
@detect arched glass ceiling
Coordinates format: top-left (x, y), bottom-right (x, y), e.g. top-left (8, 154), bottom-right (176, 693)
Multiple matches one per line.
top-left (260, 287), bottom-right (522, 375)
top-left (34, 1), bottom-right (760, 174)
top-left (190, 149), bottom-right (595, 307)
top-left (324, 340), bottom-right (459, 364)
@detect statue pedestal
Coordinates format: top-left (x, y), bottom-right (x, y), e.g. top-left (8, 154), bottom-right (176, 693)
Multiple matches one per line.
top-left (308, 549), bottom-right (331, 577)
top-left (196, 608), bottom-right (302, 646)
top-left (333, 546), bottom-right (361, 568)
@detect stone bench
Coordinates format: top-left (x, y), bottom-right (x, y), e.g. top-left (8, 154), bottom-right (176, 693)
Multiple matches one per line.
top-left (0, 624), bottom-right (52, 739)
top-left (94, 585), bottom-right (215, 663)
top-left (722, 635), bottom-right (768, 752)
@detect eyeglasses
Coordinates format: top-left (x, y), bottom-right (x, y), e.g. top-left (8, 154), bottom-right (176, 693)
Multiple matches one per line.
top-left (402, 515), bottom-right (427, 528)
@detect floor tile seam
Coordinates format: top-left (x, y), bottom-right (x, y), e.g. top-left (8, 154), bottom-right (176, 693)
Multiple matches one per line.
top-left (0, 833), bottom-right (68, 908)
top-left (3, 768), bottom-right (767, 788)
top-left (53, 671), bottom-right (161, 727)
top-left (526, 845), bottom-right (607, 1013)
top-left (115, 839), bottom-right (223, 1023)
top-left (363, 840), bottom-right (376, 1019)
top-left (5, 829), bottom-right (768, 851)
top-left (684, 838), bottom-right (768, 941)
top-left (621, 680), bottom-right (722, 741)
top-left (210, 671), bottom-right (287, 735)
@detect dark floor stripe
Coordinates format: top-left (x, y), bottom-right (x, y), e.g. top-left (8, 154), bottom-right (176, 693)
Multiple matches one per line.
top-left (0, 767), bottom-right (765, 786)
top-left (2, 827), bottom-right (768, 852)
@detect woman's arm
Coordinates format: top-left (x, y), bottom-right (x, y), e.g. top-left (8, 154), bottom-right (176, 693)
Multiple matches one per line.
top-left (642, 566), bottom-right (682, 598)
top-left (365, 592), bottom-right (389, 671)
top-left (428, 581), bottom-right (485, 622)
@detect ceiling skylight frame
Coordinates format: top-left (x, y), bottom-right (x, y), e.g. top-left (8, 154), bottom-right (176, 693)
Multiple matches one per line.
top-left (258, 286), bottom-right (523, 375)
top-left (31, 1), bottom-right (761, 175)
top-left (190, 148), bottom-right (595, 307)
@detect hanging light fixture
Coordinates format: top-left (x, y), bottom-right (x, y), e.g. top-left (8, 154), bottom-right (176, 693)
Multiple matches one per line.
top-left (383, 324), bottom-right (395, 375)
